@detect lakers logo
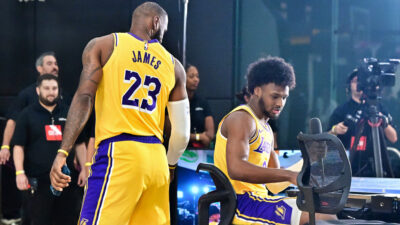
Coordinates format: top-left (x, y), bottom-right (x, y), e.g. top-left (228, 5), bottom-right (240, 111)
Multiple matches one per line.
top-left (80, 218), bottom-right (89, 225)
top-left (254, 137), bottom-right (271, 154)
top-left (275, 205), bottom-right (286, 220)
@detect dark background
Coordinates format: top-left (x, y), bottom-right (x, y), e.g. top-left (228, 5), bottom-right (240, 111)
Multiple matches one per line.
top-left (1, 0), bottom-right (400, 149)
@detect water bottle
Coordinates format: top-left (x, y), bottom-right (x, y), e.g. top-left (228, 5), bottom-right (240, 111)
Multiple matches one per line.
top-left (50, 165), bottom-right (70, 196)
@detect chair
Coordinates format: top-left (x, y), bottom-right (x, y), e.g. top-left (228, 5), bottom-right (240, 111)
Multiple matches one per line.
top-left (387, 147), bottom-right (400, 178)
top-left (196, 163), bottom-right (237, 225)
top-left (296, 130), bottom-right (394, 225)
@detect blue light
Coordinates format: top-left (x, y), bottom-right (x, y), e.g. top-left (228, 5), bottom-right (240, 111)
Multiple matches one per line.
top-left (203, 186), bottom-right (209, 193)
top-left (177, 190), bottom-right (183, 199)
top-left (191, 185), bottom-right (199, 194)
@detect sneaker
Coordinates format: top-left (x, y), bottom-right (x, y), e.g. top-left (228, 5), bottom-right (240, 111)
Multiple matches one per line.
top-left (1, 218), bottom-right (21, 225)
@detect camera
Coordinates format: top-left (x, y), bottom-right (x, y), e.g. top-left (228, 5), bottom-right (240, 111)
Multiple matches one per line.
top-left (356, 58), bottom-right (399, 99)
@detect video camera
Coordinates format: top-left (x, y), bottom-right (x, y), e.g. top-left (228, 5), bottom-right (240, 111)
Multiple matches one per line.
top-left (344, 58), bottom-right (399, 178)
top-left (356, 58), bottom-right (399, 99)
top-left (343, 58), bottom-right (398, 128)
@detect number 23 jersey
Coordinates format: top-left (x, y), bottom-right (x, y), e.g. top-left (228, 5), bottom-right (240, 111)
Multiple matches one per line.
top-left (95, 32), bottom-right (176, 147)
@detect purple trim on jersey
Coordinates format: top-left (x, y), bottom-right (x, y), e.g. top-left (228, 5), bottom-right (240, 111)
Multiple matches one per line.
top-left (236, 192), bottom-right (293, 225)
top-left (115, 33), bottom-right (118, 46)
top-left (79, 142), bottom-right (114, 225)
top-left (100, 133), bottom-right (161, 146)
top-left (249, 131), bottom-right (259, 145)
top-left (128, 32), bottom-right (159, 43)
top-left (170, 54), bottom-right (174, 64)
top-left (147, 39), bottom-right (159, 43)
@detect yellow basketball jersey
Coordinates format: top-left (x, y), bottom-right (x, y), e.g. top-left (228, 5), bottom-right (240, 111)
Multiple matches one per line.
top-left (214, 105), bottom-right (274, 194)
top-left (95, 32), bottom-right (175, 147)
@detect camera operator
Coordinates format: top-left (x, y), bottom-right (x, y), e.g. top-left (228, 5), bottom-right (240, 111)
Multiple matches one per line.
top-left (328, 70), bottom-right (397, 177)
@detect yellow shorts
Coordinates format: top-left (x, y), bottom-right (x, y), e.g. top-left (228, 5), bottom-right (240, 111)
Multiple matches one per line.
top-left (78, 134), bottom-right (170, 225)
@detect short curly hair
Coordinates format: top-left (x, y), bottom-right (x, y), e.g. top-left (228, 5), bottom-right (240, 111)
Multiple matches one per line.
top-left (246, 57), bottom-right (296, 94)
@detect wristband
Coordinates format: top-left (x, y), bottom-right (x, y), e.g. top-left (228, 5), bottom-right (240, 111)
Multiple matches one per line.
top-left (85, 162), bottom-right (92, 167)
top-left (1, 145), bottom-right (10, 149)
top-left (16, 170), bottom-right (25, 175)
top-left (169, 165), bottom-right (177, 170)
top-left (331, 125), bottom-right (337, 134)
top-left (195, 133), bottom-right (200, 141)
top-left (57, 149), bottom-right (69, 157)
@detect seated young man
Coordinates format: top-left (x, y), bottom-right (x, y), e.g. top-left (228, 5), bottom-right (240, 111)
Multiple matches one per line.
top-left (214, 57), bottom-right (335, 225)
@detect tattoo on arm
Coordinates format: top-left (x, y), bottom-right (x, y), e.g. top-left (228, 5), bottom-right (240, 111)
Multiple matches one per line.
top-left (84, 39), bottom-right (97, 56)
top-left (79, 39), bottom-right (101, 85)
top-left (79, 66), bottom-right (101, 86)
top-left (61, 38), bottom-right (102, 151)
top-left (61, 94), bottom-right (93, 151)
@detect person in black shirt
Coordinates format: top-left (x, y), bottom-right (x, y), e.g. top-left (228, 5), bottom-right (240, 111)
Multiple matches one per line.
top-left (1, 52), bottom-right (61, 163)
top-left (328, 70), bottom-right (397, 177)
top-left (186, 64), bottom-right (215, 148)
top-left (0, 51), bottom-right (61, 224)
top-left (1, 52), bottom-right (72, 164)
top-left (12, 74), bottom-right (85, 225)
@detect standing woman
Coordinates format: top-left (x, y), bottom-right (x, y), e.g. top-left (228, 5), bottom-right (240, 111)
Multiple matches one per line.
top-left (186, 64), bottom-right (215, 148)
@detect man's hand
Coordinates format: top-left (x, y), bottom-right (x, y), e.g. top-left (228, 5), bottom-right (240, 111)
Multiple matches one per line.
top-left (50, 153), bottom-right (71, 191)
top-left (379, 112), bottom-right (392, 129)
top-left (16, 173), bottom-right (29, 190)
top-left (332, 122), bottom-right (348, 135)
top-left (0, 148), bottom-right (10, 165)
top-left (77, 169), bottom-right (87, 187)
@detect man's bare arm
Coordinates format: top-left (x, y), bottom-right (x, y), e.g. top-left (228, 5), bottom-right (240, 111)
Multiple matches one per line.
top-left (225, 111), bottom-right (296, 184)
top-left (169, 58), bottom-right (188, 101)
top-left (61, 35), bottom-right (113, 151)
top-left (384, 125), bottom-right (397, 143)
top-left (13, 145), bottom-right (25, 172)
top-left (13, 145), bottom-right (29, 190)
top-left (75, 142), bottom-right (87, 187)
top-left (0, 119), bottom-right (15, 164)
top-left (268, 150), bottom-right (280, 169)
top-left (86, 137), bottom-right (96, 164)
top-left (50, 34), bottom-right (113, 191)
top-left (2, 119), bottom-right (15, 147)
top-left (166, 58), bottom-right (190, 177)
top-left (203, 116), bottom-right (215, 146)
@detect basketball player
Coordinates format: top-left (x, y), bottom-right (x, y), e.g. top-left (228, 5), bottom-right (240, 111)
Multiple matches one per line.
top-left (49, 2), bottom-right (190, 225)
top-left (214, 57), bottom-right (335, 225)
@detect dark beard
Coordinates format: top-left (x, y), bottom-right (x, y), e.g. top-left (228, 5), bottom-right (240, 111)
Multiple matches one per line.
top-left (152, 29), bottom-right (162, 42)
top-left (39, 94), bottom-right (58, 106)
top-left (258, 98), bottom-right (275, 119)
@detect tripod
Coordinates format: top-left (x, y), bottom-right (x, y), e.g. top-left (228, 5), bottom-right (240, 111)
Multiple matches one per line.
top-left (350, 99), bottom-right (394, 178)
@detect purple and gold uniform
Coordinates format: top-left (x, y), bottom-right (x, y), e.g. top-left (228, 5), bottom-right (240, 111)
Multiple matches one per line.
top-left (79, 32), bottom-right (175, 225)
top-left (214, 105), bottom-right (301, 225)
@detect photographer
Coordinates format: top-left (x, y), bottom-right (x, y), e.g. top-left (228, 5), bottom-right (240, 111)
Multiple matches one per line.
top-left (328, 70), bottom-right (397, 177)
